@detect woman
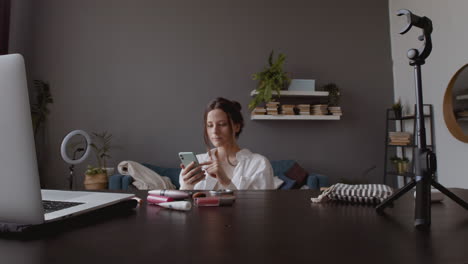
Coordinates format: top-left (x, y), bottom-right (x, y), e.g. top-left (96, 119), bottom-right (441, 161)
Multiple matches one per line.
top-left (179, 97), bottom-right (274, 190)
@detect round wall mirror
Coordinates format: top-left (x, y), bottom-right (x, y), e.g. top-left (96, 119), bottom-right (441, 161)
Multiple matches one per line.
top-left (443, 64), bottom-right (468, 142)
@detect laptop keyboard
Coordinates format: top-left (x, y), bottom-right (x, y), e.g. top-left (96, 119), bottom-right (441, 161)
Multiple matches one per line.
top-left (42, 200), bottom-right (84, 214)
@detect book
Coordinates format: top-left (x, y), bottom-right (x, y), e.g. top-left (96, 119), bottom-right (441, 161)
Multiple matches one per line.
top-left (266, 102), bottom-right (280, 107)
top-left (281, 104), bottom-right (295, 108)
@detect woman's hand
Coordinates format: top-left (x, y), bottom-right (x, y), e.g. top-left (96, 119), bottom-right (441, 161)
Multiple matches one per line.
top-left (180, 162), bottom-right (206, 186)
top-left (203, 160), bottom-right (231, 187)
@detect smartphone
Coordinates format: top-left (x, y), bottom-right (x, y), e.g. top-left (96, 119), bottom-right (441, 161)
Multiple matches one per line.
top-left (178, 152), bottom-right (199, 168)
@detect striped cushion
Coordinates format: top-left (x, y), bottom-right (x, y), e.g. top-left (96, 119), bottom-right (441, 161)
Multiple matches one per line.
top-left (311, 183), bottom-right (393, 204)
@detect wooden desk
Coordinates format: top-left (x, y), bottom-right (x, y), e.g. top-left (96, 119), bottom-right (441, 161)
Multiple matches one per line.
top-left (0, 189), bottom-right (467, 264)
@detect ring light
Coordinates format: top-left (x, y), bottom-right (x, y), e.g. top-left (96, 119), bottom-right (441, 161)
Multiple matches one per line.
top-left (60, 130), bottom-right (91, 165)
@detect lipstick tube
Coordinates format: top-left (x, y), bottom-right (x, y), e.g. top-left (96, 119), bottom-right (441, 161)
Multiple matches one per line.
top-left (194, 196), bottom-right (235, 207)
top-left (148, 189), bottom-right (190, 199)
top-left (147, 194), bottom-right (174, 204)
top-left (158, 201), bottom-right (192, 211)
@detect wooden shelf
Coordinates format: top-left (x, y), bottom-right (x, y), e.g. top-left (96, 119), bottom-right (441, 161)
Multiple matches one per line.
top-left (250, 90), bottom-right (328, 97)
top-left (249, 89), bottom-right (340, 121)
top-left (251, 114), bottom-right (340, 120)
top-left (388, 114), bottom-right (431, 120)
top-left (456, 94), bottom-right (468, 100)
top-left (387, 171), bottom-right (415, 178)
top-left (384, 104), bottom-right (435, 187)
top-left (387, 144), bottom-right (433, 148)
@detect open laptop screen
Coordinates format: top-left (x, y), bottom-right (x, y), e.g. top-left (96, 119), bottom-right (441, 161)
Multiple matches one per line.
top-left (0, 54), bottom-right (45, 224)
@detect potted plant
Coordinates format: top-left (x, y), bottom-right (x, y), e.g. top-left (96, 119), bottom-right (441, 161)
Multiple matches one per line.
top-left (390, 156), bottom-right (409, 174)
top-left (31, 80), bottom-right (54, 137)
top-left (248, 50), bottom-right (291, 110)
top-left (322, 83), bottom-right (340, 107)
top-left (84, 131), bottom-right (114, 190)
top-left (30, 80), bottom-right (54, 188)
top-left (390, 156), bottom-right (401, 171)
top-left (392, 98), bottom-right (403, 119)
top-left (398, 157), bottom-right (409, 174)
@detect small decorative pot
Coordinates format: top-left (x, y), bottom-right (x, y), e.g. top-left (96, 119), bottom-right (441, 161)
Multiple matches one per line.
top-left (84, 173), bottom-right (108, 190)
top-left (394, 109), bottom-right (402, 119)
top-left (396, 162), bottom-right (408, 174)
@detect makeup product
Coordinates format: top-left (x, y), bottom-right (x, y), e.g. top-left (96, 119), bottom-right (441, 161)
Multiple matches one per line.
top-left (149, 189), bottom-right (190, 199)
top-left (157, 201), bottom-right (192, 211)
top-left (194, 196), bottom-right (236, 207)
top-left (132, 197), bottom-right (143, 205)
top-left (192, 192), bottom-right (207, 198)
top-left (209, 189), bottom-right (234, 196)
top-left (147, 195), bottom-right (174, 204)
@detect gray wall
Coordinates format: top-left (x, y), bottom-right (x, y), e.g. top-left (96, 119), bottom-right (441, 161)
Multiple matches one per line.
top-left (8, 0), bottom-right (33, 84)
top-left (15, 0), bottom-right (393, 188)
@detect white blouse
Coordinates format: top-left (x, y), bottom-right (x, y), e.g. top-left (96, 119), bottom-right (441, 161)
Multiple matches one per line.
top-left (179, 149), bottom-right (274, 190)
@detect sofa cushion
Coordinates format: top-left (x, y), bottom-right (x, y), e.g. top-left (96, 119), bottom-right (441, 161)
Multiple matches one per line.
top-left (306, 174), bottom-right (319, 190)
top-left (312, 172), bottom-right (329, 188)
top-left (108, 174), bottom-right (123, 190)
top-left (285, 162), bottom-right (308, 188)
top-left (108, 174), bottom-right (134, 191)
top-left (121, 175), bottom-right (134, 190)
top-left (271, 160), bottom-right (296, 176)
top-left (277, 174), bottom-right (296, 190)
top-left (273, 176), bottom-right (284, 189)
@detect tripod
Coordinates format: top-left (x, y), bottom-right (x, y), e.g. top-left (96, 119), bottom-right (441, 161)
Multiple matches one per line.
top-left (67, 147), bottom-right (85, 190)
top-left (376, 9), bottom-right (468, 229)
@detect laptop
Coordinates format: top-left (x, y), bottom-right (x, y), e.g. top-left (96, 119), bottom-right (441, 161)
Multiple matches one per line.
top-left (0, 54), bottom-right (135, 230)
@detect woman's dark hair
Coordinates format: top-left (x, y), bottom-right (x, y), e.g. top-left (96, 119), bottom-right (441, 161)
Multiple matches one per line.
top-left (203, 97), bottom-right (244, 148)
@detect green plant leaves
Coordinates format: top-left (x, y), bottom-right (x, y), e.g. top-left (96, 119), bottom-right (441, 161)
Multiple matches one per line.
top-left (323, 83), bottom-right (340, 107)
top-left (31, 80), bottom-right (53, 136)
top-left (268, 50), bottom-right (273, 66)
top-left (249, 51), bottom-right (291, 110)
top-left (392, 98), bottom-right (402, 111)
top-left (390, 156), bottom-right (409, 163)
top-left (89, 131), bottom-right (113, 169)
top-left (85, 165), bottom-right (107, 175)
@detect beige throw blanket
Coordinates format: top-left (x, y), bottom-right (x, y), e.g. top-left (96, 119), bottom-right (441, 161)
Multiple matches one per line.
top-left (117, 161), bottom-right (175, 190)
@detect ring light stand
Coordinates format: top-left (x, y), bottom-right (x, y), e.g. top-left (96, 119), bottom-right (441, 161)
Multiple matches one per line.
top-left (60, 130), bottom-right (91, 190)
top-left (376, 9), bottom-right (468, 229)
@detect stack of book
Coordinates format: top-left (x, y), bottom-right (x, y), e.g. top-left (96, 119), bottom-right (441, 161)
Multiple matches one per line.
top-left (266, 102), bottom-right (279, 115)
top-left (297, 104), bottom-right (311, 115)
top-left (252, 106), bottom-right (266, 115)
top-left (328, 106), bottom-right (342, 116)
top-left (456, 110), bottom-right (468, 119)
top-left (388, 132), bottom-right (412, 145)
top-left (281, 104), bottom-right (295, 115)
top-left (311, 104), bottom-right (328, 115)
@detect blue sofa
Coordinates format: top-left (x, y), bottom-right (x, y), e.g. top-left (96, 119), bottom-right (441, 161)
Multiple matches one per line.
top-left (109, 160), bottom-right (329, 191)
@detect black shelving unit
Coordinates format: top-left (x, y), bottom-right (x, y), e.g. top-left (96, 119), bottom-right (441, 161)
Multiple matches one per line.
top-left (383, 104), bottom-right (435, 187)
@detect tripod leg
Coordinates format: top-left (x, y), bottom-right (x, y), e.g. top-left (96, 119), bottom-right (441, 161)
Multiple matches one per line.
top-left (431, 181), bottom-right (468, 210)
top-left (376, 180), bottom-right (417, 214)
